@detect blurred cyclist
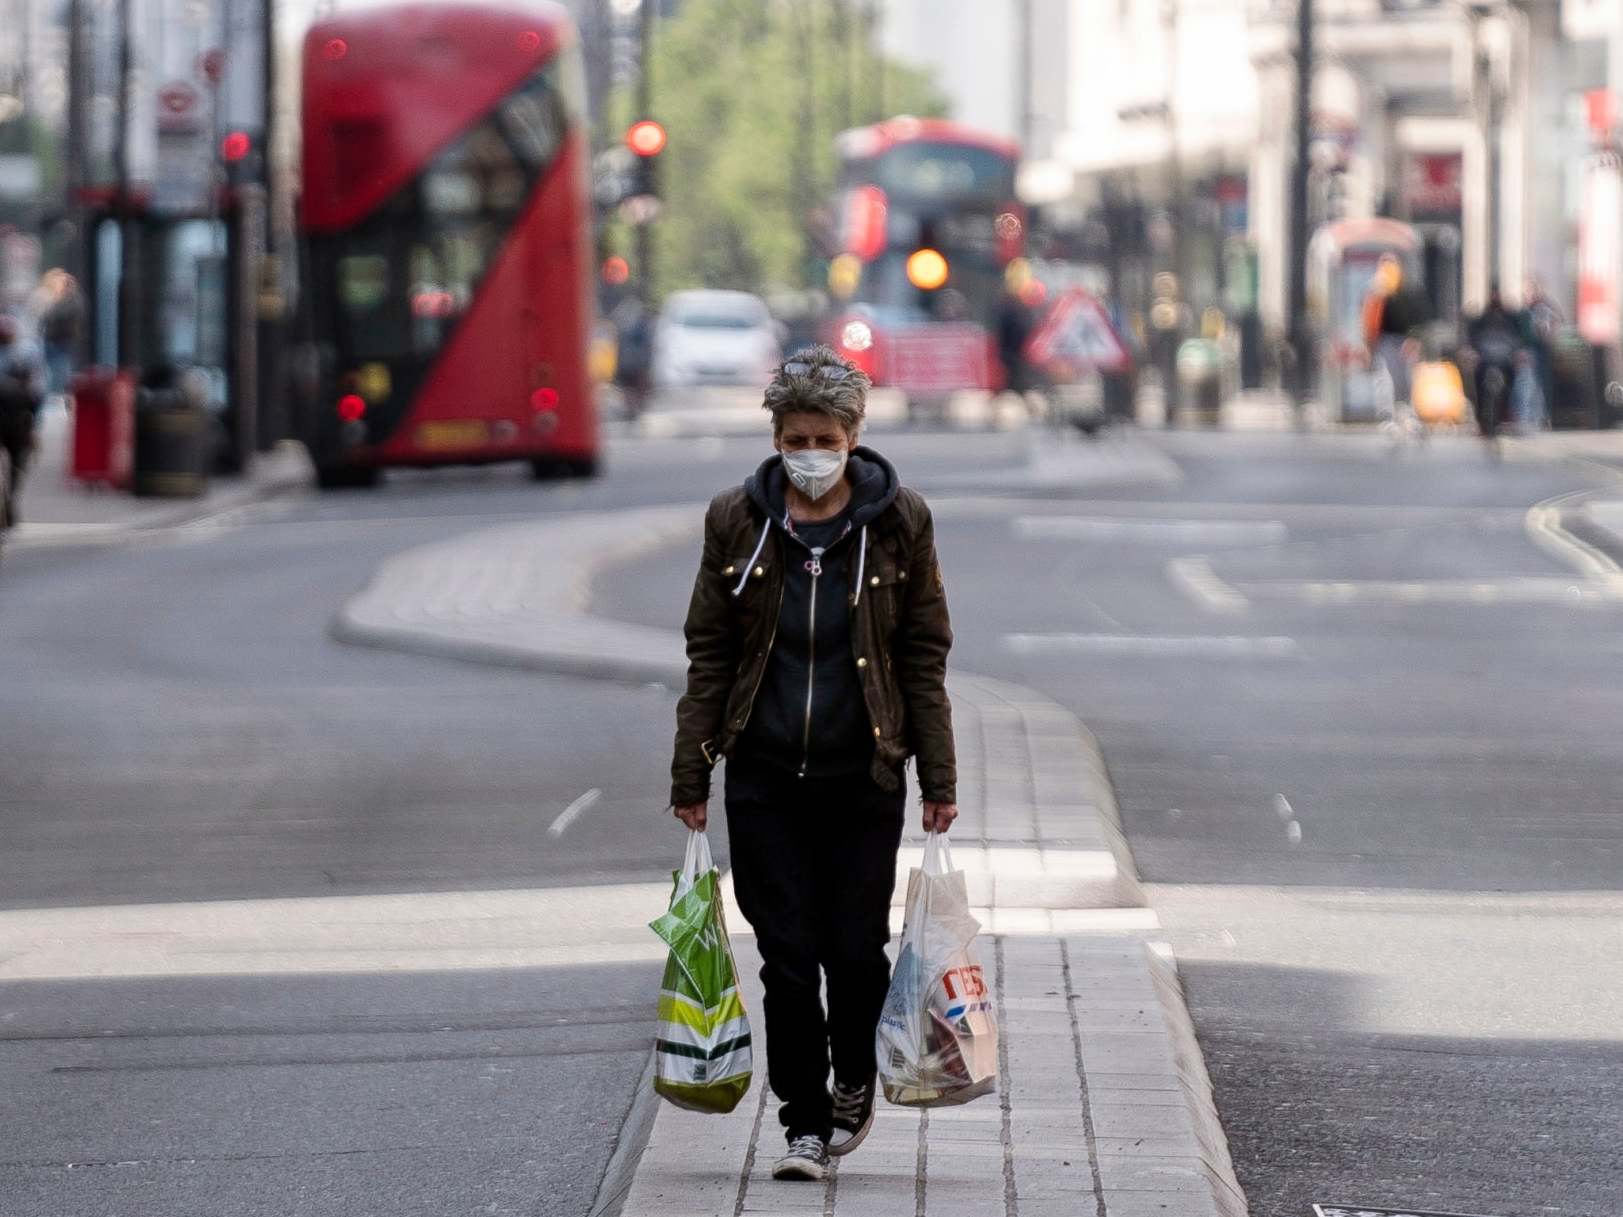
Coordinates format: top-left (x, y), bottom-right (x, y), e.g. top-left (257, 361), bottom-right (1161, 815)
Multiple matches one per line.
top-left (1467, 284), bottom-right (1523, 439)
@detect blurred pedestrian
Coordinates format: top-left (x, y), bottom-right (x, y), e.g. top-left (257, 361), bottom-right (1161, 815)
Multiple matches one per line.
top-left (1361, 254), bottom-right (1423, 411)
top-left (668, 344), bottom-right (958, 1183)
top-left (1467, 284), bottom-right (1523, 437)
top-left (995, 285), bottom-right (1038, 412)
top-left (611, 297), bottom-right (653, 419)
top-left (0, 315), bottom-right (45, 528)
top-left (1521, 276), bottom-right (1562, 427)
top-left (36, 270), bottom-right (83, 398)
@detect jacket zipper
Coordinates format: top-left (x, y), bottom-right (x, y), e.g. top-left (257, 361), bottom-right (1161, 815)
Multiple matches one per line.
top-left (735, 537), bottom-right (784, 736)
top-left (798, 549), bottom-right (823, 777)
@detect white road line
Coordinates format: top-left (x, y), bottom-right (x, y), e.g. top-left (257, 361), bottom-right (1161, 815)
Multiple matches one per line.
top-left (1247, 576), bottom-right (1623, 605)
top-left (547, 788), bottom-right (603, 838)
top-left (1003, 633), bottom-right (1299, 658)
top-left (1166, 555), bottom-right (1251, 613)
top-left (1525, 490), bottom-right (1623, 584)
top-left (1013, 516), bottom-right (1288, 544)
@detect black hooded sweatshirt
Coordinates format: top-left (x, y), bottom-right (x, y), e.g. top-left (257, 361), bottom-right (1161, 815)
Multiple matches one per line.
top-left (735, 446), bottom-right (900, 780)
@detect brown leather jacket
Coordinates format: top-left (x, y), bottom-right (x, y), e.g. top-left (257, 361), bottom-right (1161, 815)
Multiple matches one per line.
top-left (670, 480), bottom-right (955, 808)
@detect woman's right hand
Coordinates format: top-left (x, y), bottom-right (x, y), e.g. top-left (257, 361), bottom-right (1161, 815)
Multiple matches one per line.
top-left (674, 802), bottom-right (708, 831)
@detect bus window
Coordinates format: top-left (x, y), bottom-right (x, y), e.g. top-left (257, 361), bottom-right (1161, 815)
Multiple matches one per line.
top-left (336, 246), bottom-right (411, 361)
top-left (875, 143), bottom-right (1015, 202)
top-left (311, 62), bottom-right (571, 372)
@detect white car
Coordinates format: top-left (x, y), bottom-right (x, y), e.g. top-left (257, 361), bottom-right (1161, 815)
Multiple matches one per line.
top-left (652, 290), bottom-right (783, 390)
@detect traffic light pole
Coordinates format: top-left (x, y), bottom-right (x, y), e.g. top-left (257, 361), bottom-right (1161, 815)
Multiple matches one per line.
top-left (1286, 0), bottom-right (1314, 420)
top-left (115, 0), bottom-right (139, 369)
top-left (635, 0), bottom-right (654, 307)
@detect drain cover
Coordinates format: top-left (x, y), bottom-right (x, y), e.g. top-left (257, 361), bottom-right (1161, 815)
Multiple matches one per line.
top-left (1314, 1208), bottom-right (1509, 1217)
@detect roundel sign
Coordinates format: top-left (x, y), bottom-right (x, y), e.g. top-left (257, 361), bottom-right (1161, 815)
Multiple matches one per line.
top-left (158, 82), bottom-right (198, 116)
top-left (156, 81), bottom-right (201, 133)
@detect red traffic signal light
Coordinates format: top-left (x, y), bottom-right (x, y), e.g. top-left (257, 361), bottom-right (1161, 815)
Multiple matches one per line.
top-left (221, 130), bottom-right (251, 162)
top-left (625, 120), bottom-right (666, 158)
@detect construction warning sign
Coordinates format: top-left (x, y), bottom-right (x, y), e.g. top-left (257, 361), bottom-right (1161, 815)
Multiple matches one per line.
top-left (1024, 288), bottom-right (1133, 375)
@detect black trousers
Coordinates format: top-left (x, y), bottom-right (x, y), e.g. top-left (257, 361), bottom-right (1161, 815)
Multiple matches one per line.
top-left (0, 406), bottom-right (34, 520)
top-left (724, 755), bottom-right (905, 1144)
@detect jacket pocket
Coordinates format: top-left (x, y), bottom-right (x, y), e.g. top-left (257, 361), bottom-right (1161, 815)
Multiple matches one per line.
top-left (859, 559), bottom-right (908, 640)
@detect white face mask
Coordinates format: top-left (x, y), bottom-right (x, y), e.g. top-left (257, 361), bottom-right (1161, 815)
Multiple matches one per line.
top-left (781, 447), bottom-right (848, 502)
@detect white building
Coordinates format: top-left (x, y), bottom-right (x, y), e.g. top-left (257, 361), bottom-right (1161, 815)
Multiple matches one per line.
top-left (881, 0), bottom-right (1613, 352)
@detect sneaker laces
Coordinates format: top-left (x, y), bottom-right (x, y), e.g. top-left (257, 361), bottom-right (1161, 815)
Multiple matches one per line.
top-left (831, 1081), bottom-right (867, 1124)
top-left (786, 1133), bottom-right (826, 1159)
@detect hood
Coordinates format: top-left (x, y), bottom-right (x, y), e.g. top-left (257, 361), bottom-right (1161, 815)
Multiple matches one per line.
top-left (744, 445), bottom-right (899, 530)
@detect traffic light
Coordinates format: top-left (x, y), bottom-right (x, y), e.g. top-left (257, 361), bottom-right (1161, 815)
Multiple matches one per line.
top-left (220, 129), bottom-right (261, 186)
top-left (624, 119), bottom-right (665, 209)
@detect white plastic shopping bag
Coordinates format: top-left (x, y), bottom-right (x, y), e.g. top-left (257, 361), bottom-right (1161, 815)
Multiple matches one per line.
top-left (875, 832), bottom-right (999, 1107)
top-left (648, 830), bottom-right (753, 1113)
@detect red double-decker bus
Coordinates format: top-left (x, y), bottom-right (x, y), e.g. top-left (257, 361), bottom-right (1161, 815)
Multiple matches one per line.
top-left (827, 118), bottom-right (1024, 417)
top-left (294, 1), bottom-right (596, 487)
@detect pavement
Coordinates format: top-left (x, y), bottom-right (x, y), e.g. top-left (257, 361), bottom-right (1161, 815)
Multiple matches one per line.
top-left (332, 494), bottom-right (1249, 1217)
top-left (614, 936), bottom-right (1243, 1217)
top-left (6, 400), bottom-right (312, 550)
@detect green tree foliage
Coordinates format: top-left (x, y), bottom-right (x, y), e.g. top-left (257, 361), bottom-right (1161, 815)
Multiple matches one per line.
top-left (607, 0), bottom-right (946, 301)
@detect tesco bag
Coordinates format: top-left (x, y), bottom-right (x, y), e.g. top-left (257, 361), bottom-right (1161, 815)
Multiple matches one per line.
top-left (875, 832), bottom-right (999, 1107)
top-left (648, 830), bottom-right (753, 1113)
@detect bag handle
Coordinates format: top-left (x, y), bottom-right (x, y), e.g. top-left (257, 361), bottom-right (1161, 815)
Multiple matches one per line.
top-left (922, 830), bottom-right (954, 876)
top-left (682, 828), bottom-right (714, 883)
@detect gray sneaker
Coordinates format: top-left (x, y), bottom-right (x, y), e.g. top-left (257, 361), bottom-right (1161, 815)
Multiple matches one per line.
top-left (772, 1133), bottom-right (829, 1181)
top-left (828, 1079), bottom-right (875, 1156)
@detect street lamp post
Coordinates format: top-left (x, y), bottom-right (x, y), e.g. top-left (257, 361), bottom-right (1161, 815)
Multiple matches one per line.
top-left (1287, 0), bottom-right (1314, 418)
top-left (115, 0), bottom-right (138, 369)
top-left (635, 0), bottom-right (654, 307)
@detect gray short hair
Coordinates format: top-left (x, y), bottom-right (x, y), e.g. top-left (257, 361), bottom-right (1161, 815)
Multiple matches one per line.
top-left (762, 344), bottom-right (870, 436)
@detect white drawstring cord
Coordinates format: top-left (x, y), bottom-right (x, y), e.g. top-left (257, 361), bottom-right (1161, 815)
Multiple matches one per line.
top-left (732, 520), bottom-right (771, 597)
top-left (852, 525), bottom-right (869, 605)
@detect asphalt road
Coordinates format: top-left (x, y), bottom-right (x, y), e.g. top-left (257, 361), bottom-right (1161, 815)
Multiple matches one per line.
top-left (6, 413), bottom-right (1621, 1216)
top-left (597, 426), bottom-right (1623, 1217)
top-left (0, 419), bottom-right (1030, 1217)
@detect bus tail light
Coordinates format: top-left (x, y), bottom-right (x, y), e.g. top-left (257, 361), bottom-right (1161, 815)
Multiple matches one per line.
top-left (531, 386), bottom-right (560, 412)
top-left (844, 185), bottom-right (888, 261)
top-left (337, 393), bottom-right (366, 422)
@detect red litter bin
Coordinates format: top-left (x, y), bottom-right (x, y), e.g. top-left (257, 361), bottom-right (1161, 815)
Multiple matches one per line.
top-left (69, 368), bottom-right (135, 490)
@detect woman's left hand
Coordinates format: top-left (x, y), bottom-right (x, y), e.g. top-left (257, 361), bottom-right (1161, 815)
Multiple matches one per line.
top-left (922, 801), bottom-right (958, 833)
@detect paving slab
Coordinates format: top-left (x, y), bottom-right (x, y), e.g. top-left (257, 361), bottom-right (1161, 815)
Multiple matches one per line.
top-left (606, 935), bottom-right (1244, 1217)
top-left (9, 404), bottom-right (312, 549)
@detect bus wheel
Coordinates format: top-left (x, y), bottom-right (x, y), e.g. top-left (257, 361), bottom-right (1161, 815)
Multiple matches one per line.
top-left (315, 463), bottom-right (381, 490)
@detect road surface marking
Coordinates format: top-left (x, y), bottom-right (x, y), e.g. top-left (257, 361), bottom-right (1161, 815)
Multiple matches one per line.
top-left (1166, 555), bottom-right (1251, 613)
top-left (1525, 490), bottom-right (1623, 584)
top-left (1013, 516), bottom-right (1287, 544)
top-left (548, 788), bottom-right (603, 838)
top-left (1244, 576), bottom-right (1623, 605)
top-left (1003, 632), bottom-right (1298, 658)
top-left (1273, 794), bottom-right (1294, 822)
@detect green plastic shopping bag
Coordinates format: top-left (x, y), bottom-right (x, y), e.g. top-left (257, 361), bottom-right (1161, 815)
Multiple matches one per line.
top-left (648, 829), bottom-right (753, 1113)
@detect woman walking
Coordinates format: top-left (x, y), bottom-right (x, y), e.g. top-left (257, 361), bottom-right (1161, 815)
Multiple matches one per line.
top-left (669, 344), bottom-right (958, 1181)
